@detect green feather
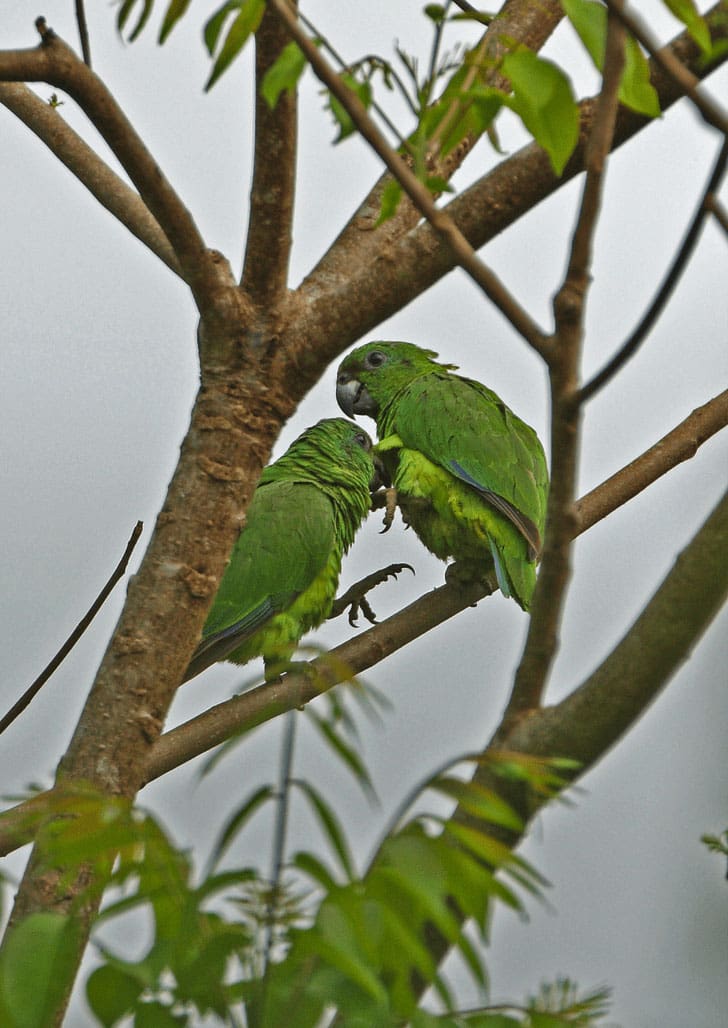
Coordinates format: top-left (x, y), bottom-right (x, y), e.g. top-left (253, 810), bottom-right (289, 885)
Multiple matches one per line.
top-left (183, 418), bottom-right (375, 682)
top-left (336, 341), bottom-right (549, 611)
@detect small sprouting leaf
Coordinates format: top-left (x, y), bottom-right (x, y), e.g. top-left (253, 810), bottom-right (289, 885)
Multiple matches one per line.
top-left (663, 0), bottom-right (712, 54)
top-left (292, 779), bottom-right (356, 881)
top-left (261, 41), bottom-right (308, 108)
top-left (376, 179), bottom-right (404, 224)
top-left (159, 0), bottom-right (193, 43)
top-left (327, 75), bottom-right (373, 142)
top-left (501, 48), bottom-right (579, 176)
top-left (424, 4), bottom-right (447, 23)
top-left (205, 0), bottom-right (265, 91)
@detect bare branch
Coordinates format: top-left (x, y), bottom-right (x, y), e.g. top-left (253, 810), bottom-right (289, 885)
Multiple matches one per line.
top-left (0, 522), bottom-right (143, 737)
top-left (241, 5), bottom-right (298, 303)
top-left (604, 0), bottom-right (728, 135)
top-left (579, 138), bottom-right (728, 403)
top-left (0, 83), bottom-right (182, 277)
top-left (506, 8), bottom-right (627, 721)
top-left (270, 0), bottom-right (550, 356)
top-left (0, 20), bottom-right (221, 307)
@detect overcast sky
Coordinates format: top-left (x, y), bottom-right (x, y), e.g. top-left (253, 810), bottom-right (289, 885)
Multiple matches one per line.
top-left (2, 3), bottom-right (727, 1025)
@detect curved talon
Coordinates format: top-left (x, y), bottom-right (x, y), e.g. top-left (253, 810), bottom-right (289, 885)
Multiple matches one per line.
top-left (380, 486), bottom-right (399, 534)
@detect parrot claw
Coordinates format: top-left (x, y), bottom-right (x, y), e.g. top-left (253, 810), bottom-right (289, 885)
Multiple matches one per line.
top-left (330, 562), bottom-right (415, 626)
top-left (380, 487), bottom-right (399, 533)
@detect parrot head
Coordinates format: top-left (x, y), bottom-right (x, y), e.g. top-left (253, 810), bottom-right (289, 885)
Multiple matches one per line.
top-left (336, 341), bottom-right (457, 419)
top-left (283, 417), bottom-right (380, 489)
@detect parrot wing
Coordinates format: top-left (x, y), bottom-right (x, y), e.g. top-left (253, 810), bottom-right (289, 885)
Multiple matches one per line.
top-left (183, 481), bottom-right (336, 680)
top-left (394, 373), bottom-right (548, 558)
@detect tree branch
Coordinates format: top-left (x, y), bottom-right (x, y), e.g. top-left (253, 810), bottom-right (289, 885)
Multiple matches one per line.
top-left (241, 5), bottom-right (298, 303)
top-left (0, 20), bottom-right (220, 307)
top-left (270, 0), bottom-right (550, 357)
top-left (0, 82), bottom-right (183, 277)
top-left (500, 485), bottom-right (728, 777)
top-left (505, 7), bottom-right (626, 721)
top-left (1, 389), bottom-right (725, 856)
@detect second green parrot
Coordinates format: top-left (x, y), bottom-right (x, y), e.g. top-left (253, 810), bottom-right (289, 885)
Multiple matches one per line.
top-left (336, 342), bottom-right (549, 611)
top-left (183, 418), bottom-right (377, 683)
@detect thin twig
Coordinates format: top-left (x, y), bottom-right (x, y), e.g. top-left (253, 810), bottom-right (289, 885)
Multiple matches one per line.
top-left (506, 8), bottom-right (627, 721)
top-left (579, 138), bottom-right (728, 403)
top-left (706, 193), bottom-right (728, 235)
top-left (0, 522), bottom-right (143, 736)
top-left (603, 0), bottom-right (728, 135)
top-left (75, 0), bottom-right (91, 67)
top-left (269, 0), bottom-right (550, 357)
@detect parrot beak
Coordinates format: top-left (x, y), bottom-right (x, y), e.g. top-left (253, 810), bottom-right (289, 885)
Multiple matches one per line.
top-left (336, 373), bottom-right (378, 418)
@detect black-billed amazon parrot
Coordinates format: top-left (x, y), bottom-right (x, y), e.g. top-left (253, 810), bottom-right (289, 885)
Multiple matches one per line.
top-left (336, 342), bottom-right (549, 611)
top-left (183, 418), bottom-right (378, 683)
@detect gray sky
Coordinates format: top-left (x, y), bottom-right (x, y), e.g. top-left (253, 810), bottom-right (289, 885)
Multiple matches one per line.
top-left (2, 3), bottom-right (727, 1025)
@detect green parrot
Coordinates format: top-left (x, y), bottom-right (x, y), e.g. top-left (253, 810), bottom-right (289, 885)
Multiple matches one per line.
top-left (336, 342), bottom-right (549, 611)
top-left (182, 418), bottom-right (378, 683)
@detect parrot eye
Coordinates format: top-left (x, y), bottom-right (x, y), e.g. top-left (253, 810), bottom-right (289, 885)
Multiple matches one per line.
top-left (366, 350), bottom-right (386, 368)
top-left (353, 432), bottom-right (371, 450)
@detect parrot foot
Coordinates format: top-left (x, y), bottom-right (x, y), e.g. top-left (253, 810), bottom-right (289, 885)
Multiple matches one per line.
top-left (371, 486), bottom-right (399, 533)
top-left (330, 562), bottom-right (415, 626)
top-left (445, 561), bottom-right (498, 598)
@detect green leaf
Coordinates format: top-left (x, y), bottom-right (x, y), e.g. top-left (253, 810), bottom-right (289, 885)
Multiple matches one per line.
top-left (207, 784), bottom-right (275, 871)
top-left (621, 35), bottom-right (661, 117)
top-left (376, 179), bottom-right (403, 225)
top-left (204, 1), bottom-right (239, 55)
top-left (159, 0), bottom-right (193, 43)
top-left (261, 41), bottom-right (307, 108)
top-left (561, 0), bottom-right (608, 68)
top-left (292, 779), bottom-right (356, 880)
top-left (562, 0), bottom-right (660, 117)
top-left (430, 776), bottom-right (524, 832)
top-left (306, 709), bottom-right (375, 798)
top-left (0, 913), bottom-right (81, 1028)
top-left (117, 0), bottom-right (154, 42)
top-left (205, 0), bottom-right (265, 91)
top-left (86, 964), bottom-right (141, 1027)
top-left (663, 0), bottom-right (712, 54)
top-left (134, 1002), bottom-right (185, 1027)
top-left (327, 75), bottom-right (373, 142)
top-left (501, 48), bottom-right (579, 175)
